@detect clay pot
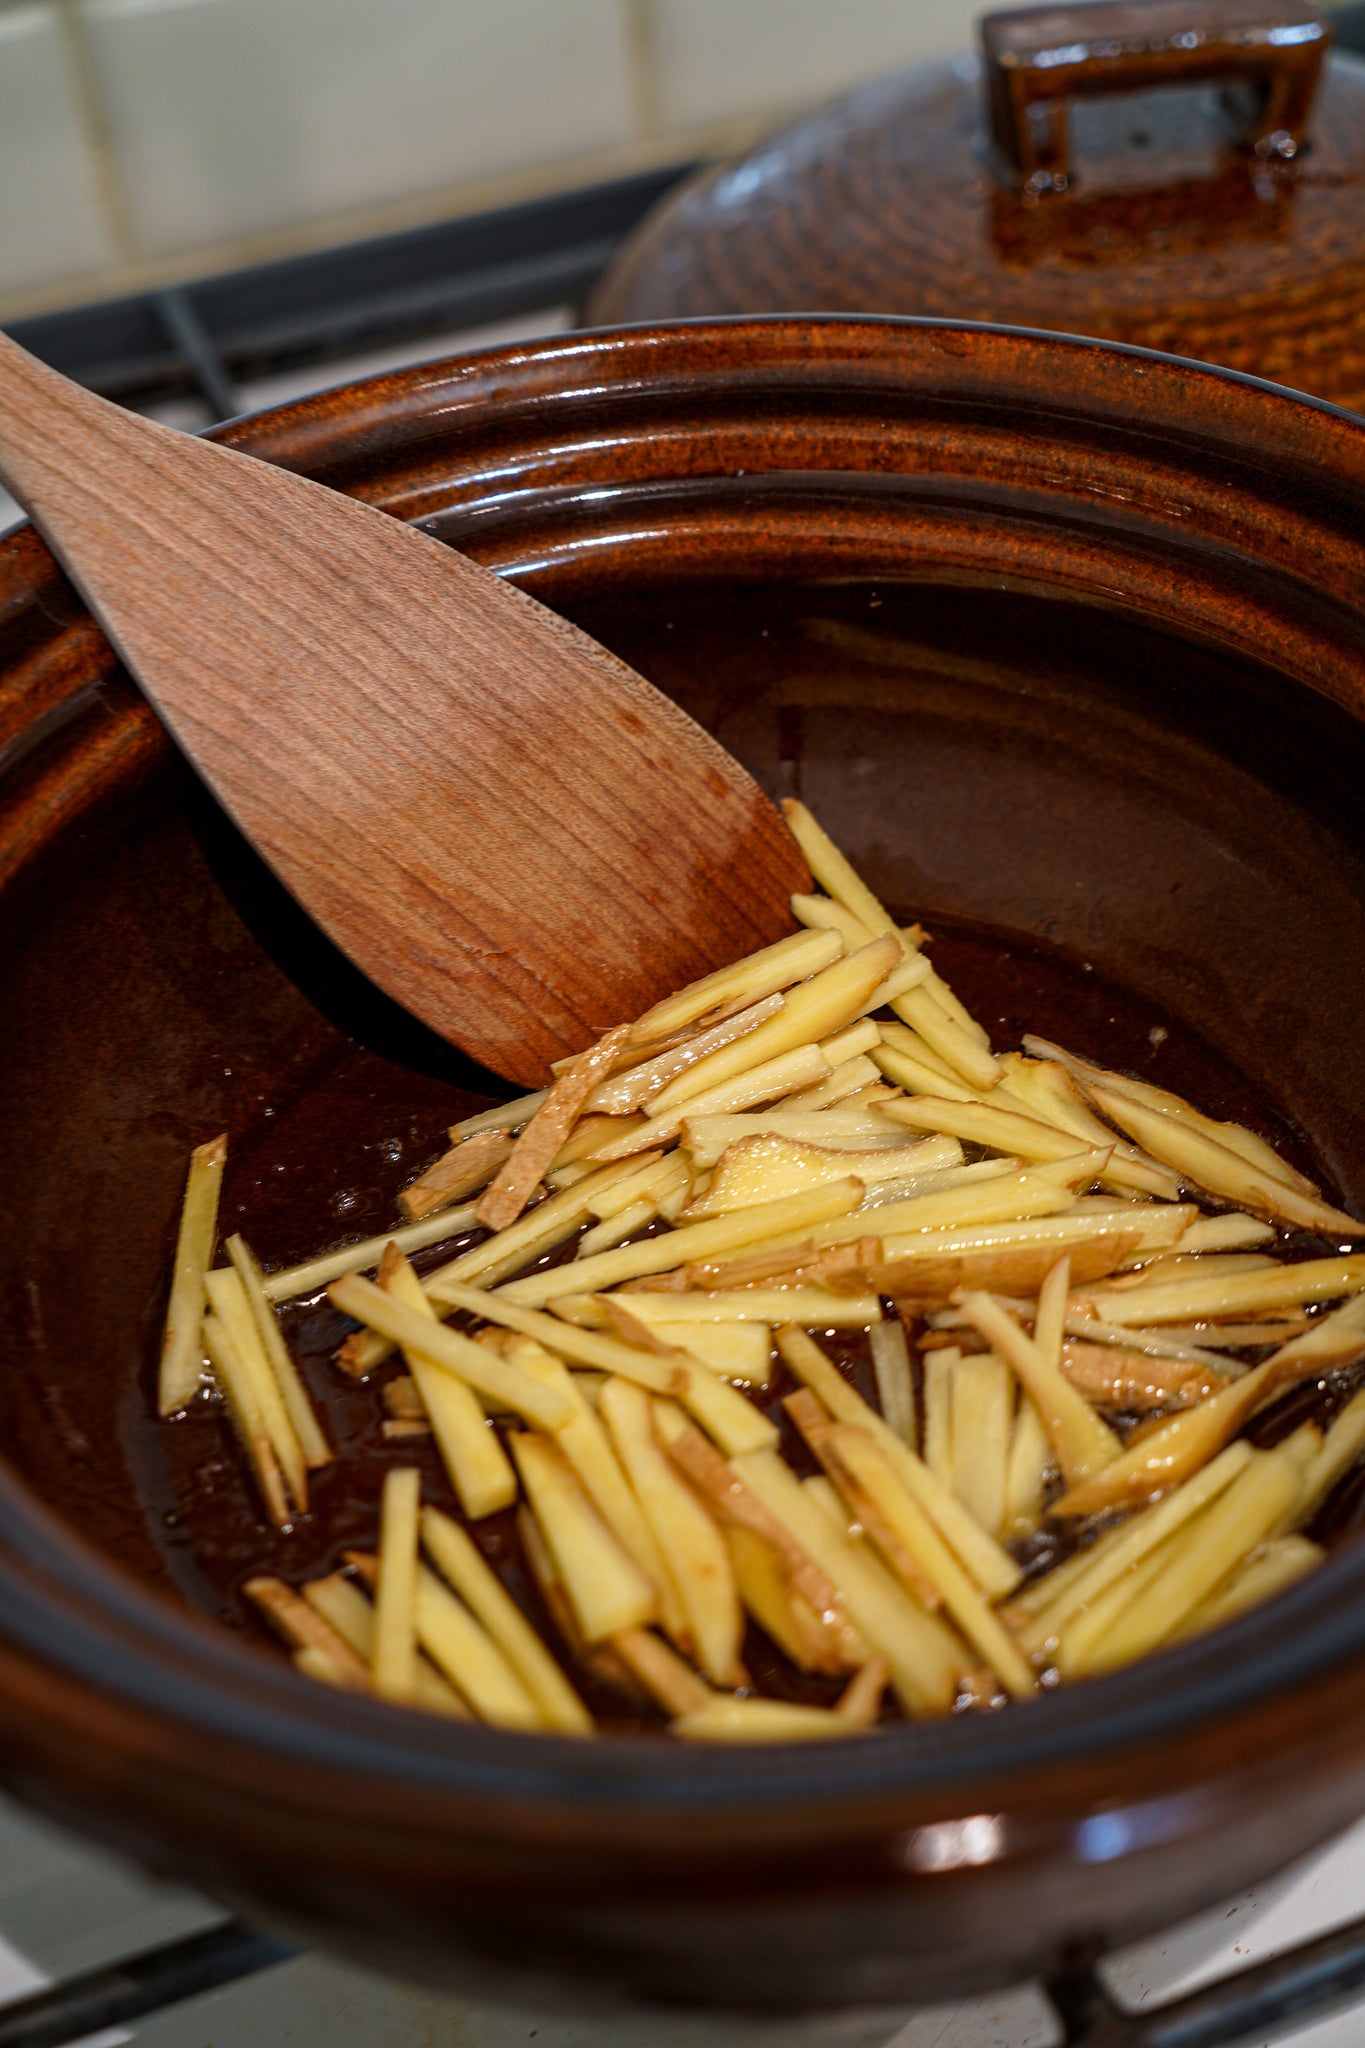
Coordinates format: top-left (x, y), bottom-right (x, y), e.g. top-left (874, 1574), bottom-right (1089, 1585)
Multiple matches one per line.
top-left (585, 0), bottom-right (1365, 413)
top-left (2, 317), bottom-right (1365, 2013)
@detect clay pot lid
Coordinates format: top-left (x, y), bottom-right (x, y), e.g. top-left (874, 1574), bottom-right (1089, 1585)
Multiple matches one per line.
top-left (586, 0), bottom-right (1365, 410)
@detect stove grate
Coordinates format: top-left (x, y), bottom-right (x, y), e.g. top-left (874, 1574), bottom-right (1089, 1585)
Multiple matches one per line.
top-left (7, 164), bottom-right (692, 418)
top-left (0, 1923), bottom-right (294, 2048)
top-left (4, 1910), bottom-right (1365, 2048)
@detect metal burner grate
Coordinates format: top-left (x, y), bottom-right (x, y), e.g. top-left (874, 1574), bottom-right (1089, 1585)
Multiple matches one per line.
top-left (4, 1908), bottom-right (1365, 2048)
top-left (6, 165), bottom-right (693, 425)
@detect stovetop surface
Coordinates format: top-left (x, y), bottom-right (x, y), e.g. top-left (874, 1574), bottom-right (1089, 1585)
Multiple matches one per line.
top-left (3, 193), bottom-right (1365, 2048)
top-left (3, 1789), bottom-right (1365, 2048)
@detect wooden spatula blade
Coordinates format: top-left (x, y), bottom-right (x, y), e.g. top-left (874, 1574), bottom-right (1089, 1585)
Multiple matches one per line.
top-left (0, 341), bottom-right (808, 1083)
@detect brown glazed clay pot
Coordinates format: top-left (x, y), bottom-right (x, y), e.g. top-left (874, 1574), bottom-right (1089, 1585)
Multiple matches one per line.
top-left (3, 317), bottom-right (1365, 2014)
top-left (585, 0), bottom-right (1365, 413)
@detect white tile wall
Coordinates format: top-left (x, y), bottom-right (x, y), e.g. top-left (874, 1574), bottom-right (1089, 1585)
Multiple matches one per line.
top-left (2, 0), bottom-right (1362, 313)
top-left (0, 4), bottom-right (113, 295)
top-left (75, 0), bottom-right (637, 258)
top-left (646, 0), bottom-right (981, 131)
top-left (0, 0), bottom-right (1014, 314)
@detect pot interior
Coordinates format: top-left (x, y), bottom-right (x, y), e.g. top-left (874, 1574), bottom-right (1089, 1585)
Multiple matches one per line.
top-left (3, 555), bottom-right (1364, 1647)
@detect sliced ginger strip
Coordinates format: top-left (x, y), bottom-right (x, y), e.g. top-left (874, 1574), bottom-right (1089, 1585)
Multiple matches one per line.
top-left (330, 1274), bottom-right (575, 1429)
top-left (1072, 1253), bottom-right (1365, 1329)
top-left (260, 1200), bottom-right (482, 1304)
top-left (782, 800), bottom-right (994, 1063)
top-left (1053, 1295), bottom-right (1365, 1519)
top-left (495, 1179), bottom-right (865, 1309)
top-left (1086, 1087), bottom-right (1362, 1239)
top-left (509, 1338), bottom-right (689, 1650)
top-left (303, 1570), bottom-right (468, 1718)
top-left (1021, 1442), bottom-right (1255, 1658)
top-left (1172, 1535), bottom-right (1323, 1642)
top-left (1023, 1034), bottom-right (1319, 1197)
top-left (201, 1314), bottom-right (291, 1527)
top-left (958, 1266), bottom-right (1123, 1489)
top-left (509, 1431), bottom-right (658, 1645)
top-left (858, 1218), bottom-right (1177, 1306)
top-left (1069, 1446), bottom-right (1301, 1675)
top-left (589, 993), bottom-right (785, 1113)
top-left (672, 1696), bottom-right (860, 1742)
top-left (869, 1318), bottom-right (916, 1450)
top-left (423, 1282), bottom-right (774, 1457)
top-left (335, 1157), bottom-right (651, 1375)
top-left (1003, 1396), bottom-right (1052, 1540)
top-left (1060, 1341), bottom-right (1229, 1412)
top-left (372, 1466), bottom-right (421, 1703)
top-left (873, 1037), bottom-right (979, 1103)
top-left (205, 1266), bottom-right (308, 1511)
top-left (400, 1129), bottom-right (514, 1220)
top-left (733, 1446), bottom-right (965, 1716)
top-left (949, 1352), bottom-right (1013, 1540)
top-left (378, 1246), bottom-right (516, 1520)
top-left (612, 1628), bottom-right (711, 1715)
top-left (478, 1024), bottom-right (632, 1231)
top-left (420, 1507), bottom-right (591, 1733)
top-left (245, 1574), bottom-right (371, 1691)
top-left (788, 1052), bottom-right (884, 1111)
top-left (644, 938), bottom-right (900, 1119)
top-left (590, 1045), bottom-right (838, 1163)
top-left (725, 1525), bottom-right (858, 1673)
top-left (159, 1133), bottom-right (227, 1415)
top-left (776, 1326), bottom-right (1021, 1599)
top-left (227, 1234), bottom-right (330, 1469)
top-left (662, 1415), bottom-right (855, 1640)
top-left (993, 1055), bottom-right (1179, 1200)
top-left (601, 1382), bottom-right (744, 1688)
top-left (793, 1405), bottom-right (1035, 1701)
top-left (351, 1548), bottom-right (545, 1730)
top-left (628, 929), bottom-right (842, 1047)
top-left (836, 1654), bottom-right (890, 1727)
top-left (923, 1348), bottom-right (956, 1491)
top-left (450, 1089), bottom-right (547, 1139)
top-left (882, 1093), bottom-right (1118, 1169)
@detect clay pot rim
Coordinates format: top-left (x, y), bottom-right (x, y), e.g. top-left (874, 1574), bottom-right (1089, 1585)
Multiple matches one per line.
top-left (194, 307), bottom-right (1365, 491)
top-left (4, 312), bottom-right (1365, 1816)
top-left (240, 305), bottom-right (1365, 417)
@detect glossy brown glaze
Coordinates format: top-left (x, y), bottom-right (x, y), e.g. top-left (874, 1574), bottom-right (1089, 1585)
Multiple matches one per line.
top-left (3, 320), bottom-right (1365, 2011)
top-left (585, 3), bottom-right (1365, 410)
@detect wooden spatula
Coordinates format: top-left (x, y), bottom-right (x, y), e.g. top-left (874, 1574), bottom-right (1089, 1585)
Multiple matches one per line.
top-left (0, 331), bottom-right (807, 1085)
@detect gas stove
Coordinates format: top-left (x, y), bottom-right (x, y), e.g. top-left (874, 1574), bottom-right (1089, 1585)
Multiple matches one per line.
top-left (3, 157), bottom-right (1365, 2048)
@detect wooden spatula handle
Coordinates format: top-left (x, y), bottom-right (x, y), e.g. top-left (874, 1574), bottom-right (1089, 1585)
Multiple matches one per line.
top-left (0, 329), bottom-right (137, 513)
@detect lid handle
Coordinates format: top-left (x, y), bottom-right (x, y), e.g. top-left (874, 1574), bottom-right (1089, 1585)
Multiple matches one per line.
top-left (980, 0), bottom-right (1331, 192)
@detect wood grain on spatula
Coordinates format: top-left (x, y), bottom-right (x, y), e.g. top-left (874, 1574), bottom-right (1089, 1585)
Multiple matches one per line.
top-left (0, 333), bottom-right (807, 1083)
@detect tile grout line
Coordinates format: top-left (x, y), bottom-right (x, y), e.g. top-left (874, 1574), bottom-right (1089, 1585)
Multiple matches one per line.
top-left (624, 0), bottom-right (662, 142)
top-left (51, 0), bottom-right (136, 268)
top-left (0, 111), bottom-right (770, 329)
